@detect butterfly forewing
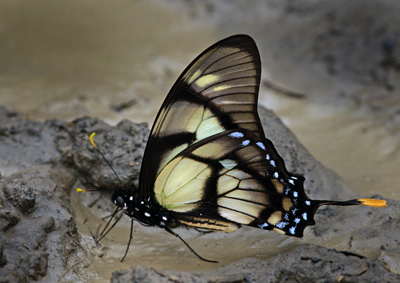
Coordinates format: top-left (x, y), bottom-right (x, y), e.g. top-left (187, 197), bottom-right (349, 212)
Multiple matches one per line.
top-left (153, 129), bottom-right (317, 237)
top-left (140, 35), bottom-right (263, 197)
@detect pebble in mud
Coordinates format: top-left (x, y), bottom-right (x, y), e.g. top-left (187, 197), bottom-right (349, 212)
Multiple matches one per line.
top-left (3, 179), bottom-right (36, 214)
top-left (0, 204), bottom-right (20, 231)
top-left (22, 252), bottom-right (48, 281)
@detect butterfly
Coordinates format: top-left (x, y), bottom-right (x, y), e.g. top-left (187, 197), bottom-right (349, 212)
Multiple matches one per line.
top-left (81, 34), bottom-right (386, 262)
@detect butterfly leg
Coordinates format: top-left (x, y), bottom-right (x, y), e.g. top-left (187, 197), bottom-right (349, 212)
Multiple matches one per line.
top-left (97, 208), bottom-right (124, 243)
top-left (163, 226), bottom-right (218, 263)
top-left (120, 217), bottom-right (134, 262)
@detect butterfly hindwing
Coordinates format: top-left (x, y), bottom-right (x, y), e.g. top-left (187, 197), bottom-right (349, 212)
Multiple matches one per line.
top-left (153, 128), bottom-right (317, 237)
top-left (140, 35), bottom-right (263, 197)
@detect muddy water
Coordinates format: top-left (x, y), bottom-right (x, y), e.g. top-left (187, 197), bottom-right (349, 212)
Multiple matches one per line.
top-left (1, 1), bottom-right (399, 282)
top-left (0, 0), bottom-right (217, 125)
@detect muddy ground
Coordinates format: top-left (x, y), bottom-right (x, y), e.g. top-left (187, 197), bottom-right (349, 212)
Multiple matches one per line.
top-left (0, 105), bottom-right (399, 282)
top-left (1, 0), bottom-right (400, 282)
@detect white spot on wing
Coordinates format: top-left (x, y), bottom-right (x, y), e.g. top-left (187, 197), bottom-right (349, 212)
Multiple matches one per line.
top-left (270, 160), bottom-right (276, 167)
top-left (293, 192), bottom-right (298, 198)
top-left (294, 218), bottom-right (300, 224)
top-left (260, 223), bottom-right (269, 229)
top-left (241, 140), bottom-right (250, 147)
top-left (229, 131), bottom-right (244, 138)
top-left (145, 212), bottom-right (151, 217)
top-left (302, 212), bottom-right (308, 220)
top-left (289, 227), bottom-right (296, 235)
top-left (256, 142), bottom-right (266, 150)
top-left (266, 154), bottom-right (270, 160)
top-left (273, 172), bottom-right (279, 178)
top-left (305, 200), bottom-right (311, 206)
top-left (276, 221), bottom-right (288, 229)
top-left (289, 180), bottom-right (295, 185)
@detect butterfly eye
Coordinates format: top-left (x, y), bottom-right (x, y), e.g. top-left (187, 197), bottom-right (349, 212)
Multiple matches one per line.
top-left (115, 196), bottom-right (125, 208)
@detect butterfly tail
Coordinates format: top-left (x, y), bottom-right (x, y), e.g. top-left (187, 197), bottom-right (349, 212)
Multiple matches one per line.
top-left (315, 198), bottom-right (387, 208)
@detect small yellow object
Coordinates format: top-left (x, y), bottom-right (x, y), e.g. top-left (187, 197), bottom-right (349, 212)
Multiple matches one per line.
top-left (90, 132), bottom-right (98, 149)
top-left (76, 188), bottom-right (86, 192)
top-left (358, 198), bottom-right (387, 207)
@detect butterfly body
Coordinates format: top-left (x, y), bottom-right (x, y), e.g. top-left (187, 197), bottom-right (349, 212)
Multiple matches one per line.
top-left (88, 35), bottom-right (386, 262)
top-left (111, 188), bottom-right (177, 228)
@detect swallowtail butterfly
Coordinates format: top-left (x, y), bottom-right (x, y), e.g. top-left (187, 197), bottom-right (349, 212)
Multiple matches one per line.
top-left (81, 35), bottom-right (386, 262)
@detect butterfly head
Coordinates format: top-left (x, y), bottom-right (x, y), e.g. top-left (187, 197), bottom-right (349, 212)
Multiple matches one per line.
top-left (111, 188), bottom-right (134, 210)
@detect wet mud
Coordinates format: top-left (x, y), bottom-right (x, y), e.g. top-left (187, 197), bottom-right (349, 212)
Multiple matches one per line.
top-left (0, 105), bottom-right (398, 282)
top-left (111, 244), bottom-right (400, 283)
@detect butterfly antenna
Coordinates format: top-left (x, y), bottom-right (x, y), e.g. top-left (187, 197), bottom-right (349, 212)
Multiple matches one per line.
top-left (164, 226), bottom-right (218, 263)
top-left (89, 132), bottom-right (123, 189)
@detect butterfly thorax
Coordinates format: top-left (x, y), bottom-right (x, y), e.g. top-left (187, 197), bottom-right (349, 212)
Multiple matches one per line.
top-left (111, 188), bottom-right (178, 228)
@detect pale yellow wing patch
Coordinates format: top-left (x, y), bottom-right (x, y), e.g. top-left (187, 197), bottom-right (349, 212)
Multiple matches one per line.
top-left (164, 168), bottom-right (211, 206)
top-left (179, 217), bottom-right (240, 232)
top-left (155, 158), bottom-right (208, 198)
top-left (217, 175), bottom-right (240, 195)
top-left (168, 204), bottom-right (200, 213)
top-left (268, 211), bottom-right (282, 226)
top-left (219, 159), bottom-right (238, 170)
top-left (155, 156), bottom-right (211, 212)
top-left (195, 117), bottom-right (226, 141)
top-left (218, 201), bottom-right (262, 225)
top-left (157, 144), bottom-right (188, 178)
top-left (217, 177), bottom-right (269, 225)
